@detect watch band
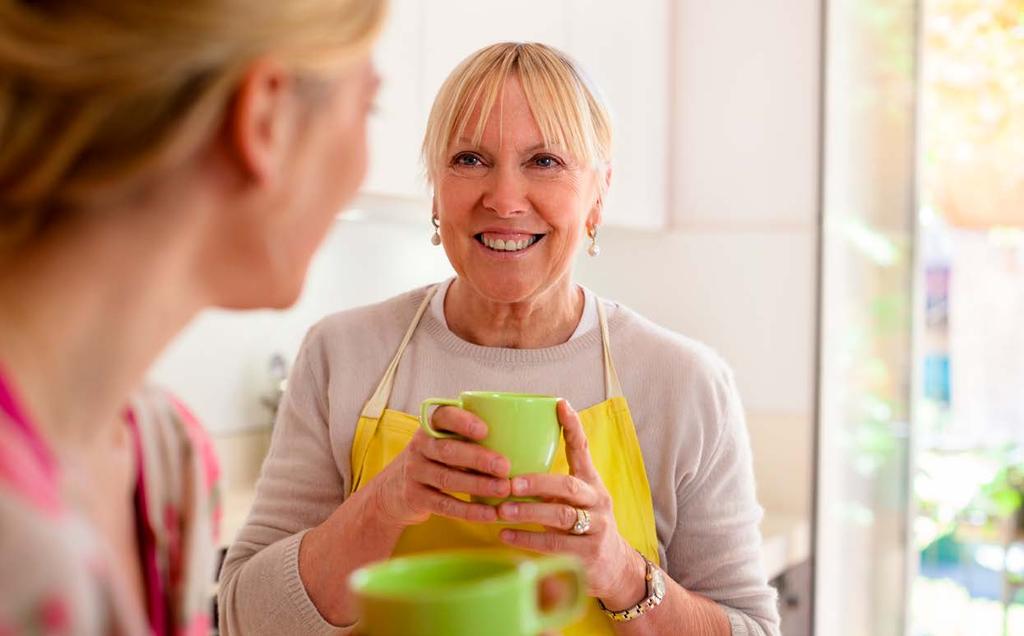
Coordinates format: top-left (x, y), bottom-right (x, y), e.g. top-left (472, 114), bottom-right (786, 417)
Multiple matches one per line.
top-left (599, 554), bottom-right (666, 623)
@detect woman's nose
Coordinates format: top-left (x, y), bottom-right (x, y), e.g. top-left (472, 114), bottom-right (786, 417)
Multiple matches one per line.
top-left (481, 166), bottom-right (528, 217)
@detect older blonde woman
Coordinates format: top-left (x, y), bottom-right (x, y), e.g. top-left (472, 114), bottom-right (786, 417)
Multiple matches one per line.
top-left (0, 1), bottom-right (384, 634)
top-left (221, 42), bottom-right (779, 635)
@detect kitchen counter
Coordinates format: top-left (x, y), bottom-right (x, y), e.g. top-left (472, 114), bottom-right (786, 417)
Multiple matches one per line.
top-left (221, 487), bottom-right (257, 547)
top-left (760, 513), bottom-right (812, 580)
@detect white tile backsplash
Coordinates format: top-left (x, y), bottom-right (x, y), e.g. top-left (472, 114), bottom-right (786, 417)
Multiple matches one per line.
top-left (152, 216), bottom-right (817, 448)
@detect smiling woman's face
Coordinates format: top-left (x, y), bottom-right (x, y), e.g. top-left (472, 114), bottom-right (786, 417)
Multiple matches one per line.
top-left (435, 75), bottom-right (602, 304)
top-left (438, 75), bottom-right (602, 305)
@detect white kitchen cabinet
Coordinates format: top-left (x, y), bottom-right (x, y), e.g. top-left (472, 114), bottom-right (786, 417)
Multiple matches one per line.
top-left (565, 0), bottom-right (669, 229)
top-left (419, 1), bottom-right (571, 114)
top-left (361, 0), bottom-right (669, 230)
top-left (672, 0), bottom-right (821, 229)
top-left (363, 0), bottom-right (428, 199)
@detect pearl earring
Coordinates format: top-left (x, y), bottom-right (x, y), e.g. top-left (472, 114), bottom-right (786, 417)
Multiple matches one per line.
top-left (430, 216), bottom-right (441, 246)
top-left (587, 225), bottom-right (601, 257)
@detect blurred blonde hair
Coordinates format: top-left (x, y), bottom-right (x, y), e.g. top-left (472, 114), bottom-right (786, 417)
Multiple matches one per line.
top-left (0, 0), bottom-right (387, 247)
top-left (422, 42), bottom-right (612, 192)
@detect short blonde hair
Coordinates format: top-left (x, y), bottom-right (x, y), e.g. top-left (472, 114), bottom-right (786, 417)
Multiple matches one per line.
top-left (0, 0), bottom-right (387, 247)
top-left (422, 42), bottom-right (612, 189)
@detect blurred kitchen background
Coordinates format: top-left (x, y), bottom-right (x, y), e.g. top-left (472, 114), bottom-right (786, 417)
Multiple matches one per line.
top-left (147, 1), bottom-right (1023, 634)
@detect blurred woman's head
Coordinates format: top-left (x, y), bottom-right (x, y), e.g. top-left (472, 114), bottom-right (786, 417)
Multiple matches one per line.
top-left (422, 42), bottom-right (612, 305)
top-left (0, 0), bottom-right (386, 308)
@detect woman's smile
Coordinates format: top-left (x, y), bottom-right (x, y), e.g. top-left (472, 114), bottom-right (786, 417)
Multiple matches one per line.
top-left (474, 231), bottom-right (547, 257)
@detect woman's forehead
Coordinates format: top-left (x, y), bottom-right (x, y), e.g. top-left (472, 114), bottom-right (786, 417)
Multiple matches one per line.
top-left (449, 78), bottom-right (566, 153)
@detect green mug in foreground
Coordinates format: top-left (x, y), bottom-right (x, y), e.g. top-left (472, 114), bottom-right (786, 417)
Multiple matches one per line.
top-left (419, 391), bottom-right (560, 504)
top-left (350, 550), bottom-right (586, 636)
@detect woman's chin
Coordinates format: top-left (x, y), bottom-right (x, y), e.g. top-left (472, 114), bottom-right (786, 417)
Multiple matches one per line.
top-left (264, 279), bottom-right (306, 309)
top-left (216, 277), bottom-right (305, 311)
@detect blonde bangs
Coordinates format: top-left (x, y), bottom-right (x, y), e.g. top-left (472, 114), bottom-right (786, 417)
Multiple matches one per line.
top-left (451, 49), bottom-right (517, 150)
top-left (423, 42), bottom-right (612, 186)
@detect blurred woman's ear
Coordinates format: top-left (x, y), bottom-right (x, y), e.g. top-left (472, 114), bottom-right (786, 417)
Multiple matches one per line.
top-left (228, 59), bottom-right (301, 186)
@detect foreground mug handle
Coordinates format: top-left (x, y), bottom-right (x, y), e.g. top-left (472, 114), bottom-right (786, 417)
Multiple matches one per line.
top-left (524, 555), bottom-right (587, 633)
top-left (419, 398), bottom-right (464, 438)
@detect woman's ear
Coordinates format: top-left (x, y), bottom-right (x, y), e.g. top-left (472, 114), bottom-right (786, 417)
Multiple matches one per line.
top-left (227, 58), bottom-right (298, 185)
top-left (588, 163), bottom-right (612, 228)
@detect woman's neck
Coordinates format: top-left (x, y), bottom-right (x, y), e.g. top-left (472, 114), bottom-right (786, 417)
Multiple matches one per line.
top-left (0, 206), bottom-right (204, 454)
top-left (444, 276), bottom-right (584, 349)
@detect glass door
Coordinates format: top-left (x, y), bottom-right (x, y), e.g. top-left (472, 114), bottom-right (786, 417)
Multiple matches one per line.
top-left (815, 0), bottom-right (919, 634)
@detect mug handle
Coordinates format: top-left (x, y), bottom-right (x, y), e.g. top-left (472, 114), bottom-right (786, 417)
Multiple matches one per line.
top-left (524, 555), bottom-right (587, 633)
top-left (419, 398), bottom-right (464, 438)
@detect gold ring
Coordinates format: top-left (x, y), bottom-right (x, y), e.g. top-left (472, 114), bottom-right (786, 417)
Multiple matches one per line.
top-left (570, 507), bottom-right (591, 535)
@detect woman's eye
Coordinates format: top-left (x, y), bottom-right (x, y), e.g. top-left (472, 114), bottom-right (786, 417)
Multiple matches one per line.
top-left (452, 153), bottom-right (483, 167)
top-left (531, 155), bottom-right (561, 169)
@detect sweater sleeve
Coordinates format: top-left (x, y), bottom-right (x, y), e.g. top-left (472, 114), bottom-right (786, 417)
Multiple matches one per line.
top-left (218, 325), bottom-right (349, 636)
top-left (665, 366), bottom-right (781, 636)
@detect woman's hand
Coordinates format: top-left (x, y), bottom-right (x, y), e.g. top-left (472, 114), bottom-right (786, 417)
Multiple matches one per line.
top-left (371, 406), bottom-right (512, 527)
top-left (496, 400), bottom-right (648, 610)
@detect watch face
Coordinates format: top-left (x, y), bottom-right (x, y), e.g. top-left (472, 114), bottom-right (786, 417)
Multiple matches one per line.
top-left (651, 568), bottom-right (666, 598)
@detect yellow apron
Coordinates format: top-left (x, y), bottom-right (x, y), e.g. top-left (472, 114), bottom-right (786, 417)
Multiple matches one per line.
top-left (349, 286), bottom-right (660, 635)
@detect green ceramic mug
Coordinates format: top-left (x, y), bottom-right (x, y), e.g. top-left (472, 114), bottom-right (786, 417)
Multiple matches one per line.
top-left (349, 550), bottom-right (586, 636)
top-left (419, 391), bottom-right (560, 504)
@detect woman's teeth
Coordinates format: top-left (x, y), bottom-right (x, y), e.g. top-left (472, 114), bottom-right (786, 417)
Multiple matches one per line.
top-left (480, 235), bottom-right (539, 252)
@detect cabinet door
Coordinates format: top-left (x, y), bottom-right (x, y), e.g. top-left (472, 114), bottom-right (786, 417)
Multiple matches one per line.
top-left (363, 0), bottom-right (428, 199)
top-left (564, 0), bottom-right (669, 230)
top-left (420, 1), bottom-right (571, 115)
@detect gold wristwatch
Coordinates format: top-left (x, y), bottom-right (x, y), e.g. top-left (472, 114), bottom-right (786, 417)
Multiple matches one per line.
top-left (599, 554), bottom-right (666, 623)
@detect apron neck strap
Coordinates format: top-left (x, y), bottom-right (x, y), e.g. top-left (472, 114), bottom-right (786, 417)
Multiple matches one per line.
top-left (360, 286), bottom-right (438, 419)
top-left (597, 299), bottom-right (625, 400)
top-left (359, 284), bottom-right (624, 418)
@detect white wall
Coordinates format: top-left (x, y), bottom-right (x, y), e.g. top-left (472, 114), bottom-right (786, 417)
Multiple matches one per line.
top-left (576, 229), bottom-right (816, 415)
top-left (573, 227), bottom-right (819, 517)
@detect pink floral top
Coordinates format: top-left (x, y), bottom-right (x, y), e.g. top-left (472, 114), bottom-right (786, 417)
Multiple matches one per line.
top-left (0, 371), bottom-right (220, 636)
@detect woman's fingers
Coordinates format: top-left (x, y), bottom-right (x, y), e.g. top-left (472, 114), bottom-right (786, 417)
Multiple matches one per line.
top-left (498, 527), bottom-right (571, 554)
top-left (419, 487), bottom-right (499, 523)
top-left (509, 473), bottom-right (599, 508)
top-left (408, 460), bottom-right (511, 499)
top-left (496, 501), bottom-right (591, 532)
top-left (557, 400), bottom-right (599, 482)
top-left (415, 434), bottom-right (510, 477)
top-left (430, 406), bottom-right (489, 440)
top-left (538, 575), bottom-right (574, 613)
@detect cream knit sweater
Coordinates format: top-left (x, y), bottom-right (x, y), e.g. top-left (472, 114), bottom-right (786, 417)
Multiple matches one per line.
top-left (219, 285), bottom-right (780, 635)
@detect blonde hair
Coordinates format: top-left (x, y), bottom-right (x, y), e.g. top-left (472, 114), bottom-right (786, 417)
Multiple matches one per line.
top-left (0, 0), bottom-right (387, 247)
top-left (422, 42), bottom-right (612, 190)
